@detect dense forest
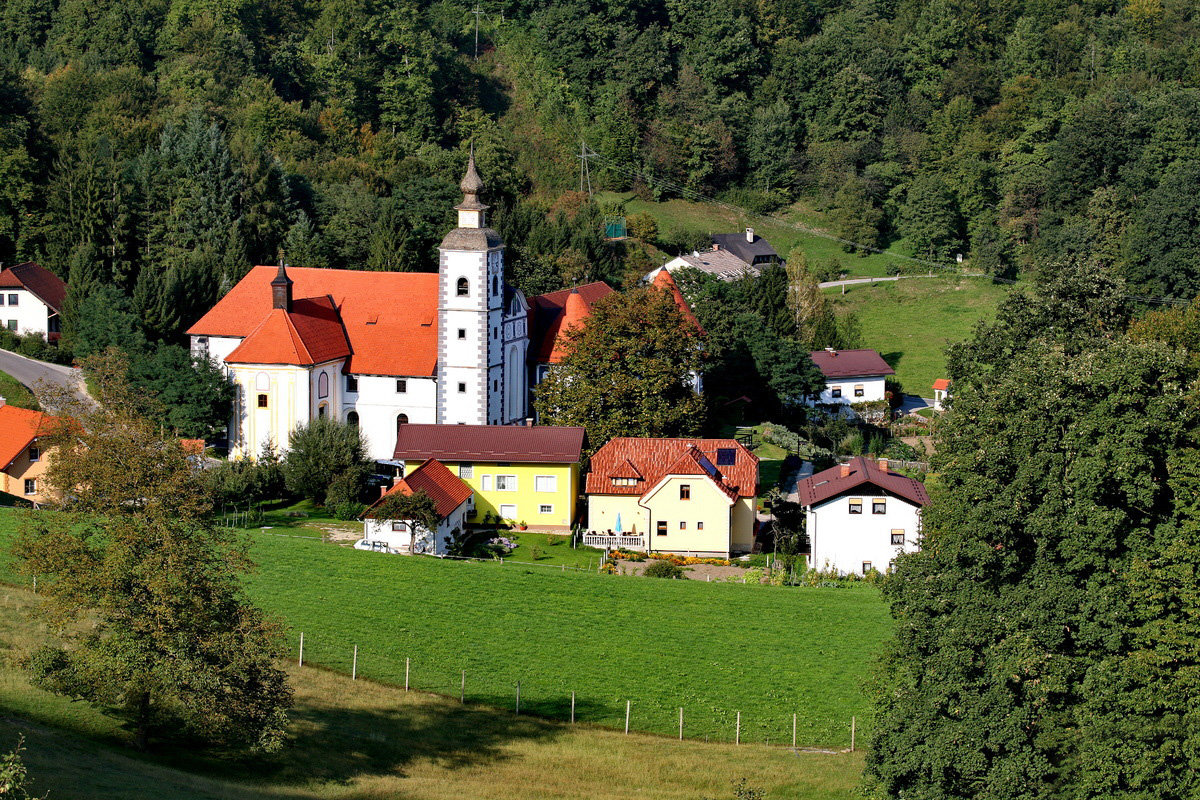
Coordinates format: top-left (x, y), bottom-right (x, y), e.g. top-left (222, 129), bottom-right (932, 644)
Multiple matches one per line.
top-left (1, 0), bottom-right (1200, 395)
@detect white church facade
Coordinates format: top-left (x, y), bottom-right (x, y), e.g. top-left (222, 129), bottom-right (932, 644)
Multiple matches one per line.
top-left (187, 152), bottom-right (530, 462)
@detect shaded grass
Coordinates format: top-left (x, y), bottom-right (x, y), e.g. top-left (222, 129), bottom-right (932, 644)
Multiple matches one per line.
top-left (0, 370), bottom-right (38, 410)
top-left (0, 586), bottom-right (865, 800)
top-left (827, 276), bottom-right (1012, 394)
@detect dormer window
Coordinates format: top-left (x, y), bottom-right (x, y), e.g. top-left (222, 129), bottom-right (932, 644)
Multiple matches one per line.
top-left (456, 277), bottom-right (469, 297)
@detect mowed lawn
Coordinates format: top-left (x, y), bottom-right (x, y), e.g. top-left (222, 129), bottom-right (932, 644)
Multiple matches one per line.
top-left (828, 276), bottom-right (1012, 394)
top-left (242, 533), bottom-right (889, 747)
top-left (0, 590), bottom-right (866, 800)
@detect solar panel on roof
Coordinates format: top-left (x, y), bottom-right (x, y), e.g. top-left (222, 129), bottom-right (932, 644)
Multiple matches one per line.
top-left (716, 447), bottom-right (736, 466)
top-left (696, 454), bottom-right (719, 478)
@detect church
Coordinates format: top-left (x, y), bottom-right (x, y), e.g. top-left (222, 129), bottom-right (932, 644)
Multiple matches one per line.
top-left (188, 152), bottom-right (532, 462)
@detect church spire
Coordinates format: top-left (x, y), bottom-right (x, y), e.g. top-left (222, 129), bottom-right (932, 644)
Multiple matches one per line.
top-left (271, 259), bottom-right (293, 312)
top-left (455, 143), bottom-right (489, 229)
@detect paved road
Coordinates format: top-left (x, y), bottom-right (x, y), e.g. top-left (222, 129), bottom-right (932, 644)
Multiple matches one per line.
top-left (0, 348), bottom-right (90, 407)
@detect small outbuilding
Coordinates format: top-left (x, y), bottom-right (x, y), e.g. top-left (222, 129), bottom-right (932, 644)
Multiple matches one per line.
top-left (362, 458), bottom-right (473, 555)
top-left (931, 378), bottom-right (951, 411)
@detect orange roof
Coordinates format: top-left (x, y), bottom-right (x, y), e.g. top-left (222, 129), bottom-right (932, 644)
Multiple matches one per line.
top-left (365, 459), bottom-right (473, 521)
top-left (586, 438), bottom-right (757, 500)
top-left (0, 405), bottom-right (51, 470)
top-left (226, 296), bottom-right (351, 366)
top-left (652, 269), bottom-right (704, 334)
top-left (179, 439), bottom-right (205, 455)
top-left (188, 266), bottom-right (439, 376)
top-left (547, 289), bottom-right (591, 363)
top-left (932, 378), bottom-right (951, 391)
top-left (531, 281), bottom-right (616, 364)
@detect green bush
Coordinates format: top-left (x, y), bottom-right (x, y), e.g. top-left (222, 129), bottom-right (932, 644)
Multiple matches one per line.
top-left (644, 560), bottom-right (685, 579)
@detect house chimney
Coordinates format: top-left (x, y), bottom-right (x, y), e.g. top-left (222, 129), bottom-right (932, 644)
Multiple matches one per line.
top-left (745, 227), bottom-right (754, 243)
top-left (271, 261), bottom-right (293, 312)
top-left (839, 463), bottom-right (851, 478)
top-left (877, 457), bottom-right (889, 472)
top-left (826, 347), bottom-right (837, 356)
top-left (0, 396), bottom-right (6, 407)
top-left (380, 485), bottom-right (388, 497)
top-left (711, 243), bottom-right (719, 251)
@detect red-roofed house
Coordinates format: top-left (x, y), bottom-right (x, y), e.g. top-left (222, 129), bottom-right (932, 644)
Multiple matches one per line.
top-left (932, 378), bottom-right (951, 411)
top-left (807, 348), bottom-right (894, 410)
top-left (361, 459), bottom-right (474, 554)
top-left (187, 153), bottom-right (532, 461)
top-left (584, 437), bottom-right (758, 557)
top-left (0, 401), bottom-right (55, 504)
top-left (0, 262), bottom-right (67, 340)
top-left (796, 456), bottom-right (928, 576)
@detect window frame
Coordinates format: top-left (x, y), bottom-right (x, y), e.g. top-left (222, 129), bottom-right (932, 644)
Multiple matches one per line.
top-left (854, 384), bottom-right (865, 397)
top-left (495, 475), bottom-right (518, 492)
top-left (27, 446), bottom-right (39, 462)
top-left (679, 521), bottom-right (687, 530)
top-left (396, 379), bottom-right (407, 393)
top-left (830, 386), bottom-right (842, 399)
top-left (457, 328), bottom-right (467, 340)
top-left (697, 521), bottom-right (704, 530)
top-left (459, 463), bottom-right (473, 478)
top-left (23, 478), bottom-right (35, 495)
top-left (538, 504), bottom-right (553, 515)
top-left (873, 499), bottom-right (886, 515)
top-left (848, 498), bottom-right (862, 514)
top-left (862, 561), bottom-right (873, 574)
top-left (656, 520), bottom-right (668, 536)
top-left (457, 382), bottom-right (467, 394)
top-left (679, 484), bottom-right (691, 500)
top-left (481, 475), bottom-right (493, 491)
top-left (392, 521), bottom-right (409, 532)
top-left (890, 530), bottom-right (905, 545)
top-left (7, 294), bottom-right (16, 306)
top-left (346, 375), bottom-right (358, 393)
top-left (535, 475), bottom-right (557, 493)
top-left (257, 393), bottom-right (269, 409)
top-left (456, 277), bottom-right (469, 296)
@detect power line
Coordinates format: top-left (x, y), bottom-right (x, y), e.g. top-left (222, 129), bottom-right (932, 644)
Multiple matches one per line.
top-left (580, 142), bottom-right (1191, 309)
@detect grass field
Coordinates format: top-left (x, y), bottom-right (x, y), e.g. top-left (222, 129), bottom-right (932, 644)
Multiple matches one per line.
top-left (595, 190), bottom-right (913, 279)
top-left (0, 369), bottom-right (38, 410)
top-left (0, 509), bottom-right (891, 749)
top-left (827, 276), bottom-right (1012, 394)
top-left (0, 590), bottom-right (865, 800)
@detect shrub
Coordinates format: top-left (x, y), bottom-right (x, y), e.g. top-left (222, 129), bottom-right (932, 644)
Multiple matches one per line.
top-left (644, 560), bottom-right (685, 579)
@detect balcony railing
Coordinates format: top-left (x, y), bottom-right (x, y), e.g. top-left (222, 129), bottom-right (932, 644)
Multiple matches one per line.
top-left (582, 532), bottom-right (646, 550)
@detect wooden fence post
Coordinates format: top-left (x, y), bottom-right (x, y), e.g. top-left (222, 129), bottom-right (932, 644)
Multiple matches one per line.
top-left (515, 682), bottom-right (520, 714)
top-left (679, 707), bottom-right (684, 740)
top-left (461, 670), bottom-right (465, 703)
top-left (851, 716), bottom-right (856, 752)
top-left (736, 711), bottom-right (741, 745)
top-left (352, 645), bottom-right (358, 680)
top-left (625, 700), bottom-right (630, 734)
top-left (792, 713), bottom-right (797, 749)
top-left (298, 632), bottom-right (304, 667)
top-left (570, 691), bottom-right (575, 724)
top-left (405, 657), bottom-right (410, 691)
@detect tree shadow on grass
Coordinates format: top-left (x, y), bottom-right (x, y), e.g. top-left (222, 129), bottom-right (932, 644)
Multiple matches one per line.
top-left (881, 351), bottom-right (903, 371)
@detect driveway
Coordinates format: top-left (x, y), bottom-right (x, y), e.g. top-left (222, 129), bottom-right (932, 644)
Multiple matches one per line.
top-left (898, 394), bottom-right (932, 414)
top-left (0, 349), bottom-right (91, 407)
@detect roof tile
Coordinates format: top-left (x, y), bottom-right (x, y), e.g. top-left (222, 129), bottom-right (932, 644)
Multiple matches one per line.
top-left (366, 459), bottom-right (473, 520)
top-left (796, 456), bottom-right (928, 508)
top-left (586, 438), bottom-right (757, 499)
top-left (394, 424), bottom-right (585, 464)
top-left (809, 349), bottom-right (895, 379)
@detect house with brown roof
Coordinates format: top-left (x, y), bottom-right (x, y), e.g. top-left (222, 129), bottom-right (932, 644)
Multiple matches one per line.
top-left (808, 348), bottom-right (895, 410)
top-left (796, 456), bottom-right (928, 576)
top-left (361, 458), bottom-right (474, 554)
top-left (584, 437), bottom-right (758, 558)
top-left (188, 153), bottom-right (533, 461)
top-left (393, 423), bottom-right (585, 531)
top-left (649, 247), bottom-right (761, 282)
top-left (0, 263), bottom-right (67, 340)
top-left (0, 401), bottom-right (55, 505)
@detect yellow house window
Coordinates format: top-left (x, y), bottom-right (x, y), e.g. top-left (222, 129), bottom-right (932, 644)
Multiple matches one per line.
top-left (679, 521), bottom-right (687, 529)
top-left (697, 521), bottom-right (704, 530)
top-left (24, 479), bottom-right (35, 495)
top-left (496, 475), bottom-right (517, 491)
top-left (612, 477), bottom-right (637, 487)
top-left (680, 484), bottom-right (691, 500)
top-left (656, 521), bottom-right (667, 536)
top-left (535, 475), bottom-right (557, 492)
top-left (459, 463), bottom-right (473, 478)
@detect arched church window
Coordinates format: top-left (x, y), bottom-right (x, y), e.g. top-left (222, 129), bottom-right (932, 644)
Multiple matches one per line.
top-left (256, 372), bottom-right (270, 392)
top-left (492, 275), bottom-right (498, 296)
top-left (397, 413), bottom-right (409, 433)
top-left (457, 277), bottom-right (469, 296)
top-left (347, 411), bottom-right (359, 427)
top-left (317, 372), bottom-right (329, 399)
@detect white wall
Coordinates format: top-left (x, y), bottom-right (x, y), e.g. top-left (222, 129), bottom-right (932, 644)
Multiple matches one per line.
top-left (0, 289), bottom-right (53, 337)
top-left (191, 334), bottom-right (242, 365)
top-left (343, 374), bottom-right (437, 461)
top-left (806, 493), bottom-right (921, 576)
top-left (813, 375), bottom-right (887, 406)
top-left (227, 363), bottom-right (313, 458)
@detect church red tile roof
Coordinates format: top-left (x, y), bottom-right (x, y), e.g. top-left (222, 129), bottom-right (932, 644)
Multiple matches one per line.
top-left (796, 456), bottom-right (928, 508)
top-left (547, 289), bottom-right (590, 363)
top-left (0, 405), bottom-right (53, 470)
top-left (652, 268), bottom-right (704, 334)
top-left (226, 296), bottom-right (351, 366)
top-left (394, 424), bottom-right (585, 464)
top-left (0, 263), bottom-right (67, 312)
top-left (530, 281), bottom-right (615, 364)
top-left (809, 349), bottom-right (895, 379)
top-left (586, 438), bottom-right (757, 500)
top-left (365, 459), bottom-right (473, 521)
top-left (187, 266), bottom-right (439, 376)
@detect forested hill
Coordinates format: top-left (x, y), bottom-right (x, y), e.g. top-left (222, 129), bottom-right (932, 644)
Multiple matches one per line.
top-left (2, 0), bottom-right (1200, 349)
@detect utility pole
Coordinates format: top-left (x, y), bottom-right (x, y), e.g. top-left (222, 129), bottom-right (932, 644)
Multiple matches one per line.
top-left (473, 5), bottom-right (484, 59)
top-left (577, 140), bottom-right (594, 196)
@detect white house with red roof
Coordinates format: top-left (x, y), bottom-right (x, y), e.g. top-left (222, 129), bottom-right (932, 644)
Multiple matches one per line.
top-left (796, 456), bottom-right (928, 576)
top-left (188, 152), bottom-right (531, 461)
top-left (808, 348), bottom-right (894, 408)
top-left (584, 437), bottom-right (758, 558)
top-left (0, 262), bottom-right (67, 340)
top-left (361, 458), bottom-right (474, 554)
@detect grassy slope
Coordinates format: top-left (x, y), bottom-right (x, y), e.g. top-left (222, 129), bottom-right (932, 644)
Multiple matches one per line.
top-left (0, 591), bottom-right (863, 800)
top-left (0, 510), bottom-right (890, 747)
top-left (827, 276), bottom-right (1012, 395)
top-left (596, 191), bottom-right (910, 279)
top-left (0, 370), bottom-right (38, 410)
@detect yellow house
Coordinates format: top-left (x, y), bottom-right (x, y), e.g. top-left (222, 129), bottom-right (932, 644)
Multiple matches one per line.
top-left (0, 402), bottom-right (55, 505)
top-left (393, 424), bottom-right (585, 531)
top-left (584, 438), bottom-right (759, 558)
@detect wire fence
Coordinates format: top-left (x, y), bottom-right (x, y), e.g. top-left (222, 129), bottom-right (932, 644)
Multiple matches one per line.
top-left (287, 631), bottom-right (862, 751)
